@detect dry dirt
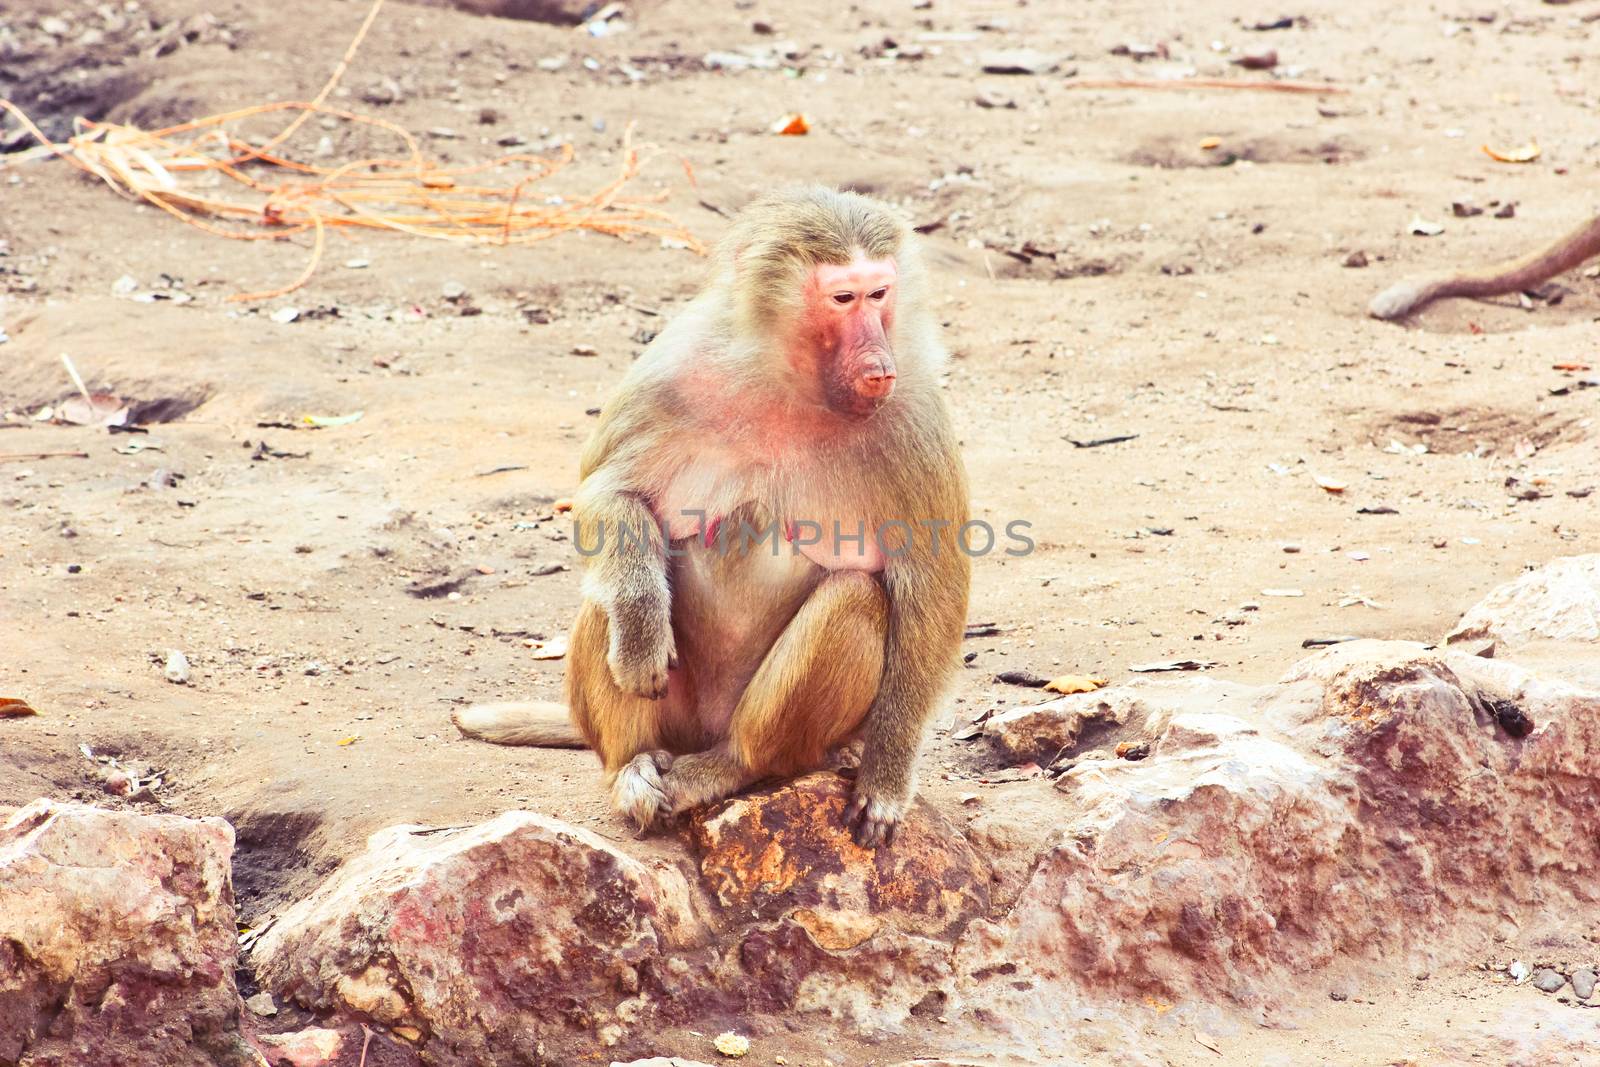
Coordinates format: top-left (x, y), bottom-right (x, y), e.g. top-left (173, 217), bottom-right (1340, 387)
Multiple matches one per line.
top-left (2, 0), bottom-right (1598, 1063)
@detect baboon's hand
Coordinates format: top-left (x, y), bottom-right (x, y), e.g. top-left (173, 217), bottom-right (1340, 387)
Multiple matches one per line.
top-left (605, 593), bottom-right (677, 699)
top-left (844, 787), bottom-right (904, 848)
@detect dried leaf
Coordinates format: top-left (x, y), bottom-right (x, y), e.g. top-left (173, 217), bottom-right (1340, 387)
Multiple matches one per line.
top-left (302, 410), bottom-right (365, 428)
top-left (1481, 140), bottom-right (1540, 163)
top-left (1553, 362), bottom-right (1591, 372)
top-left (1199, 136), bottom-right (1222, 150)
top-left (1129, 659), bottom-right (1217, 673)
top-left (771, 113), bottom-right (810, 136)
top-left (0, 697), bottom-right (39, 718)
top-left (1044, 674), bottom-right (1108, 694)
top-left (1194, 1030), bottom-right (1222, 1055)
top-left (336, 735), bottom-right (360, 746)
top-left (713, 1031), bottom-right (751, 1057)
top-left (526, 635), bottom-right (569, 660)
top-left (58, 393), bottom-right (129, 427)
top-left (1313, 473), bottom-right (1347, 493)
top-left (552, 497), bottom-right (575, 514)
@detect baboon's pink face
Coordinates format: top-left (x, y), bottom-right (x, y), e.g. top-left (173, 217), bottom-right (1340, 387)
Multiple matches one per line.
top-left (792, 256), bottom-right (898, 419)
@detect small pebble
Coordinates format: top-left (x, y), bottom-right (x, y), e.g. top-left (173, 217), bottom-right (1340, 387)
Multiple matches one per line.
top-left (1508, 960), bottom-right (1531, 982)
top-left (571, 344), bottom-right (598, 356)
top-left (245, 991), bottom-right (278, 1017)
top-left (163, 650), bottom-right (191, 685)
top-left (1533, 968), bottom-right (1566, 993)
top-left (1571, 968), bottom-right (1596, 1000)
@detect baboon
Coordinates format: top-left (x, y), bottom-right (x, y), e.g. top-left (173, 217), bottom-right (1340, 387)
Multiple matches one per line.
top-left (455, 187), bottom-right (970, 846)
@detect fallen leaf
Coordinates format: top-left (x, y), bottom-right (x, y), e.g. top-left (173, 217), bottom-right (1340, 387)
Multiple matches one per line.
top-left (527, 635), bottom-right (569, 660)
top-left (58, 393), bottom-right (129, 427)
top-left (1313, 473), bottom-right (1347, 493)
top-left (1554, 362), bottom-right (1591, 372)
top-left (1194, 1030), bottom-right (1222, 1055)
top-left (1143, 996), bottom-right (1175, 1015)
top-left (1199, 136), bottom-right (1222, 150)
top-left (336, 735), bottom-right (360, 746)
top-left (301, 411), bottom-right (365, 428)
top-left (552, 497), bottom-right (575, 514)
top-left (771, 113), bottom-right (810, 135)
top-left (0, 697), bottom-right (39, 718)
top-left (1482, 139), bottom-right (1540, 163)
top-left (713, 1031), bottom-right (751, 1057)
top-left (1129, 659), bottom-right (1217, 673)
top-left (1044, 674), bottom-right (1108, 694)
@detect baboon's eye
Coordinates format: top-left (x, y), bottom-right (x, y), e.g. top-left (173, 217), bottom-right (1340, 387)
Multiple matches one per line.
top-left (868, 287), bottom-right (889, 301)
top-left (832, 292), bottom-right (856, 305)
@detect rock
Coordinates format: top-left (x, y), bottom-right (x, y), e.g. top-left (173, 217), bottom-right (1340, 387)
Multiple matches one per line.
top-left (1342, 250), bottom-right (1369, 268)
top-left (982, 676), bottom-right (1257, 763)
top-left (1571, 967), bottom-right (1597, 1000)
top-left (955, 641), bottom-right (1600, 1011)
top-left (689, 773), bottom-right (989, 1026)
top-left (1509, 960), bottom-right (1531, 983)
top-left (1447, 555), bottom-right (1600, 647)
top-left (0, 800), bottom-right (250, 1066)
top-left (979, 49), bottom-right (1061, 75)
top-left (245, 990), bottom-right (278, 1016)
top-left (253, 812), bottom-right (704, 1065)
top-left (1534, 968), bottom-right (1567, 993)
top-left (164, 648), bottom-right (191, 683)
top-left (611, 1060), bottom-right (717, 1067)
top-left (691, 773), bottom-right (988, 941)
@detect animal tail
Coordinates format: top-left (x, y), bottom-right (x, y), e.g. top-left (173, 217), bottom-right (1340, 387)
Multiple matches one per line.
top-left (451, 701), bottom-right (588, 748)
top-left (1370, 213), bottom-right (1600, 320)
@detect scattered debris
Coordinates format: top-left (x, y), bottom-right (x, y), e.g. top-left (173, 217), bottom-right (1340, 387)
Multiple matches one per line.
top-left (163, 650), bottom-right (191, 685)
top-left (1067, 434), bottom-right (1139, 449)
top-left (995, 670), bottom-right (1050, 688)
top-left (1044, 674), bottom-right (1107, 694)
top-left (1302, 636), bottom-right (1359, 648)
top-left (979, 49), bottom-right (1062, 75)
top-left (0, 697), bottom-right (39, 718)
top-left (1482, 140), bottom-right (1540, 164)
top-left (1408, 217), bottom-right (1445, 236)
top-left (771, 113), bottom-right (809, 135)
top-left (1128, 659), bottom-right (1217, 672)
top-left (713, 1031), bottom-right (751, 1058)
top-left (1230, 50), bottom-right (1278, 70)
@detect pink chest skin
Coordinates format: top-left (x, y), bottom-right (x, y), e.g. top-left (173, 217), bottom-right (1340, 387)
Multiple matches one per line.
top-left (787, 520), bottom-right (886, 573)
top-left (663, 508), bottom-right (887, 574)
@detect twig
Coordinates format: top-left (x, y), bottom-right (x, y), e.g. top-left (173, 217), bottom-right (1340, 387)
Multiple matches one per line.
top-left (1065, 78), bottom-right (1346, 95)
top-left (59, 353), bottom-right (93, 405)
top-left (357, 1025), bottom-right (373, 1067)
top-left (0, 451), bottom-right (91, 460)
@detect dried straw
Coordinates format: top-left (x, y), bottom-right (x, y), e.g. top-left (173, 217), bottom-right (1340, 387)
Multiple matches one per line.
top-left (0, 0), bottom-right (704, 301)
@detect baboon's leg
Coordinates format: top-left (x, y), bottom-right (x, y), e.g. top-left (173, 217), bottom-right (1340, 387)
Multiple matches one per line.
top-left (660, 570), bottom-right (888, 815)
top-left (568, 599), bottom-right (694, 830)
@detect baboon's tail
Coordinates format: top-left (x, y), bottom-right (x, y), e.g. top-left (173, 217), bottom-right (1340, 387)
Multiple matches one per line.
top-left (1370, 213), bottom-right (1600, 320)
top-left (451, 701), bottom-right (587, 748)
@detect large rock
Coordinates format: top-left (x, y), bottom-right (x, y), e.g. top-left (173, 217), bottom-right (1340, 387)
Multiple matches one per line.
top-left (1447, 554), bottom-right (1600, 647)
top-left (253, 812), bottom-right (704, 1065)
top-left (689, 773), bottom-right (990, 1027)
top-left (0, 800), bottom-right (251, 1067)
top-left (956, 641), bottom-right (1600, 1015)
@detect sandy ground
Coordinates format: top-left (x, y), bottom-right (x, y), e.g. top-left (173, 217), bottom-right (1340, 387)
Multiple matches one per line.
top-left (3, 0), bottom-right (1599, 1062)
